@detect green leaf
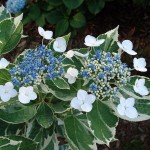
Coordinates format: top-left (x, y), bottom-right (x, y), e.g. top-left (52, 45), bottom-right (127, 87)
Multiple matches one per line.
top-left (55, 19), bottom-right (69, 36)
top-left (0, 18), bottom-right (23, 54)
top-left (64, 115), bottom-right (96, 150)
top-left (6, 135), bottom-right (38, 150)
top-left (98, 26), bottom-right (119, 52)
top-left (87, 100), bottom-right (118, 145)
top-left (0, 69), bottom-right (11, 84)
top-left (63, 0), bottom-right (84, 9)
top-left (0, 136), bottom-right (21, 150)
top-left (70, 12), bottom-right (86, 29)
top-left (29, 4), bottom-right (41, 20)
top-left (2, 22), bottom-right (23, 54)
top-left (0, 6), bottom-right (11, 22)
top-left (0, 119), bottom-right (25, 137)
top-left (24, 119), bottom-right (58, 150)
top-left (46, 80), bottom-right (76, 101)
top-left (87, 0), bottom-right (105, 15)
top-left (51, 101), bottom-right (69, 113)
top-left (47, 0), bottom-right (63, 6)
top-left (0, 102), bottom-right (37, 124)
top-left (36, 14), bottom-right (45, 27)
top-left (52, 77), bottom-right (70, 89)
top-left (46, 10), bottom-right (63, 24)
top-left (36, 103), bottom-right (54, 128)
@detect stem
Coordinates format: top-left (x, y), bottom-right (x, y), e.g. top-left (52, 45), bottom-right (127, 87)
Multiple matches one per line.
top-left (42, 38), bottom-right (44, 46)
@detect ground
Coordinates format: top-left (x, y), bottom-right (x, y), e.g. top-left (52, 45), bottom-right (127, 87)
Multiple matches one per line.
top-left (1, 0), bottom-right (150, 149)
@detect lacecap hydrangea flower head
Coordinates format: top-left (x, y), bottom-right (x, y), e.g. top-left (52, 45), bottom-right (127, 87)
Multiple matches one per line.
top-left (6, 0), bottom-right (27, 13)
top-left (10, 45), bottom-right (64, 87)
top-left (80, 50), bottom-right (131, 99)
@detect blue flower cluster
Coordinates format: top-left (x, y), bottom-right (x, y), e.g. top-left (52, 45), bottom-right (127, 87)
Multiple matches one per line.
top-left (10, 45), bottom-right (64, 87)
top-left (81, 50), bottom-right (131, 99)
top-left (6, 0), bottom-right (27, 13)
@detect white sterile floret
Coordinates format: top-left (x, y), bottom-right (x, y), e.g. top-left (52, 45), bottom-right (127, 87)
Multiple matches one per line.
top-left (117, 97), bottom-right (138, 119)
top-left (71, 89), bottom-right (96, 112)
top-left (0, 58), bottom-right (10, 69)
top-left (65, 50), bottom-right (75, 59)
top-left (133, 79), bottom-right (149, 96)
top-left (18, 86), bottom-right (37, 104)
top-left (117, 40), bottom-right (137, 55)
top-left (53, 37), bottom-right (67, 52)
top-left (64, 67), bottom-right (78, 84)
top-left (0, 82), bottom-right (17, 102)
top-left (84, 35), bottom-right (105, 47)
top-left (38, 27), bottom-right (53, 40)
top-left (133, 58), bottom-right (147, 72)
top-left (65, 50), bottom-right (89, 59)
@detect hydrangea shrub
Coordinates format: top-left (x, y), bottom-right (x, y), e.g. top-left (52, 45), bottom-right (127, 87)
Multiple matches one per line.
top-left (0, 6), bottom-right (150, 150)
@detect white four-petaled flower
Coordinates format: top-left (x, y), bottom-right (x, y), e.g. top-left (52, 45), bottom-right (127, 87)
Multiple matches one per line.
top-left (18, 86), bottom-right (37, 104)
top-left (38, 27), bottom-right (53, 40)
top-left (133, 58), bottom-right (147, 72)
top-left (117, 40), bottom-right (137, 55)
top-left (64, 67), bottom-right (78, 84)
top-left (0, 82), bottom-right (17, 102)
top-left (53, 37), bottom-right (67, 52)
top-left (133, 79), bottom-right (149, 96)
top-left (71, 89), bottom-right (96, 112)
top-left (117, 97), bottom-right (138, 119)
top-left (0, 58), bottom-right (10, 69)
top-left (84, 35), bottom-right (105, 47)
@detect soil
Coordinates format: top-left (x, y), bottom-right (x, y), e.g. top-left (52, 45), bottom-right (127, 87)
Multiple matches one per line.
top-left (0, 0), bottom-right (150, 149)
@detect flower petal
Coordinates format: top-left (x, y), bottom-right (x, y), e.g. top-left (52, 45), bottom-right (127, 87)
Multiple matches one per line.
top-left (133, 84), bottom-right (139, 94)
top-left (84, 35), bottom-right (96, 46)
top-left (133, 58), bottom-right (147, 72)
top-left (122, 40), bottom-right (133, 51)
top-left (0, 85), bottom-right (4, 95)
top-left (125, 49), bottom-right (137, 55)
top-left (38, 27), bottom-right (45, 37)
top-left (120, 97), bottom-right (126, 106)
top-left (29, 92), bottom-right (37, 100)
top-left (77, 89), bottom-right (87, 101)
top-left (1, 93), bottom-right (11, 102)
top-left (0, 58), bottom-right (10, 68)
top-left (19, 87), bottom-right (27, 93)
top-left (67, 68), bottom-right (78, 77)
top-left (5, 82), bottom-right (14, 89)
top-left (43, 31), bottom-right (53, 40)
top-left (10, 89), bottom-right (17, 98)
top-left (53, 41), bottom-right (60, 52)
top-left (125, 107), bottom-right (138, 119)
top-left (117, 104), bottom-right (125, 116)
top-left (70, 97), bottom-right (82, 110)
top-left (68, 76), bottom-right (76, 84)
top-left (65, 50), bottom-right (75, 59)
top-left (125, 98), bottom-right (135, 107)
top-left (18, 93), bottom-right (30, 104)
top-left (53, 37), bottom-right (66, 52)
top-left (27, 86), bottom-right (34, 91)
top-left (85, 94), bottom-right (96, 104)
top-left (136, 67), bottom-right (147, 72)
top-left (95, 39), bottom-right (105, 46)
top-left (81, 103), bottom-right (92, 112)
top-left (136, 86), bottom-right (149, 96)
